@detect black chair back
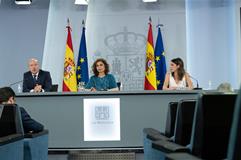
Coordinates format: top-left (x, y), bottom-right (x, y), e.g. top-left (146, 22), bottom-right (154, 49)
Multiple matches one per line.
top-left (0, 104), bottom-right (23, 137)
top-left (116, 82), bottom-right (121, 91)
top-left (50, 84), bottom-right (58, 92)
top-left (227, 88), bottom-right (241, 160)
top-left (173, 99), bottom-right (196, 146)
top-left (190, 93), bottom-right (237, 159)
top-left (165, 102), bottom-right (178, 137)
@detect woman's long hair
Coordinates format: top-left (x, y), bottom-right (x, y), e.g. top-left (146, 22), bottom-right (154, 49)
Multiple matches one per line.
top-left (171, 58), bottom-right (185, 81)
top-left (92, 58), bottom-right (110, 76)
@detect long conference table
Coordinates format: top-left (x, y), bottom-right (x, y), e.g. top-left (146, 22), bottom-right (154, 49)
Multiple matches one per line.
top-left (16, 90), bottom-right (201, 150)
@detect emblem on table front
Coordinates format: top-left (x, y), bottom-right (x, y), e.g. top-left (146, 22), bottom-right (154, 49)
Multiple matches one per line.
top-left (95, 106), bottom-right (110, 120)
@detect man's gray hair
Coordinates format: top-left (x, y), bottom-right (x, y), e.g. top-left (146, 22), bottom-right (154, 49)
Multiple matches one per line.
top-left (217, 82), bottom-right (233, 93)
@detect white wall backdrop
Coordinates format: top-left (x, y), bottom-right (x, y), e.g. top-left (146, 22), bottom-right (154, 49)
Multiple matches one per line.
top-left (186, 0), bottom-right (240, 89)
top-left (237, 3), bottom-right (241, 88)
top-left (42, 0), bottom-right (186, 91)
top-left (85, 0), bottom-right (186, 90)
top-left (42, 0), bottom-right (241, 91)
top-left (42, 0), bottom-right (87, 90)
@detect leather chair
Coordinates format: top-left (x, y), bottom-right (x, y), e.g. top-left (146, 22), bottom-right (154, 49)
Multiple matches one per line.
top-left (227, 88), bottom-right (241, 160)
top-left (143, 102), bottom-right (178, 140)
top-left (153, 93), bottom-right (237, 160)
top-left (143, 102), bottom-right (178, 160)
top-left (0, 104), bottom-right (24, 160)
top-left (173, 100), bottom-right (196, 146)
top-left (165, 102), bottom-right (179, 138)
top-left (190, 94), bottom-right (236, 159)
top-left (144, 100), bottom-right (195, 160)
top-left (50, 84), bottom-right (58, 92)
top-left (149, 100), bottom-right (196, 160)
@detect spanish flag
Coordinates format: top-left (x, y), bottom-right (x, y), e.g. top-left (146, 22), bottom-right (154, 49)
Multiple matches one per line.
top-left (63, 19), bottom-right (77, 92)
top-left (144, 17), bottom-right (157, 90)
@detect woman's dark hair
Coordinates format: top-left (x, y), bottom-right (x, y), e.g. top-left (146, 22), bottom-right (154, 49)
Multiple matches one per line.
top-left (171, 58), bottom-right (185, 81)
top-left (92, 58), bottom-right (110, 76)
top-left (0, 87), bottom-right (15, 104)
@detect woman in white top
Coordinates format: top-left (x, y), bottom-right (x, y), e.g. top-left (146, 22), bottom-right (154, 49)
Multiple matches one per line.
top-left (163, 58), bottom-right (193, 90)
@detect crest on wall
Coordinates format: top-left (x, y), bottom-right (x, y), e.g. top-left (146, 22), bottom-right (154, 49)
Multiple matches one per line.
top-left (92, 27), bottom-right (146, 91)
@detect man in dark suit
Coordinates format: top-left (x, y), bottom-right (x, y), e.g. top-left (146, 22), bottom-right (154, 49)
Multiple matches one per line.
top-left (0, 87), bottom-right (44, 133)
top-left (23, 58), bottom-right (52, 92)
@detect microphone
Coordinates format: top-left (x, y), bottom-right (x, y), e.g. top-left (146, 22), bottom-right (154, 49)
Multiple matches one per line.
top-left (189, 75), bottom-right (202, 90)
top-left (9, 80), bottom-right (23, 93)
top-left (9, 80), bottom-right (23, 87)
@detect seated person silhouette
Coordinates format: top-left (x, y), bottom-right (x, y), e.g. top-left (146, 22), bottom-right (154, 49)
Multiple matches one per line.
top-left (23, 58), bottom-right (52, 92)
top-left (163, 57), bottom-right (193, 90)
top-left (217, 82), bottom-right (234, 93)
top-left (85, 58), bottom-right (118, 91)
top-left (0, 87), bottom-right (44, 133)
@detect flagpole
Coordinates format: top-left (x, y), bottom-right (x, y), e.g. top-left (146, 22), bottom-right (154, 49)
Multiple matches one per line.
top-left (149, 16), bottom-right (152, 23)
top-left (67, 18), bottom-right (72, 31)
top-left (157, 17), bottom-right (164, 28)
top-left (67, 18), bottom-right (70, 27)
top-left (157, 24), bottom-right (164, 28)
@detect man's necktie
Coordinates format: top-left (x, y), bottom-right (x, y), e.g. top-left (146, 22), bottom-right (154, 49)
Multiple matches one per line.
top-left (33, 74), bottom-right (37, 84)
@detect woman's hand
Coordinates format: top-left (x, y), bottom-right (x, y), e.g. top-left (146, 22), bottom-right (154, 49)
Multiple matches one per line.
top-left (90, 87), bottom-right (97, 92)
top-left (107, 87), bottom-right (119, 91)
top-left (168, 86), bottom-right (177, 90)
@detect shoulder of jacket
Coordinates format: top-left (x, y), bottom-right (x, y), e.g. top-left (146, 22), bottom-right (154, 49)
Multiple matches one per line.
top-left (24, 71), bottom-right (31, 76)
top-left (90, 75), bottom-right (96, 79)
top-left (40, 70), bottom-right (50, 75)
top-left (107, 74), bottom-right (114, 78)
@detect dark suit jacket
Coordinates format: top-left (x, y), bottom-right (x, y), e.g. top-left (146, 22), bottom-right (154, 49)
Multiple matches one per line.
top-left (20, 107), bottom-right (44, 133)
top-left (23, 69), bottom-right (52, 92)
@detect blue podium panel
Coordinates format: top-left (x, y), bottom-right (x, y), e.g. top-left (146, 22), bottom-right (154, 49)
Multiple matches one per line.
top-left (24, 132), bottom-right (48, 160)
top-left (0, 138), bottom-right (24, 160)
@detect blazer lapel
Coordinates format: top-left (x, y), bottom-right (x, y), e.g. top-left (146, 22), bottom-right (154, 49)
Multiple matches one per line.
top-left (37, 70), bottom-right (43, 84)
top-left (27, 71), bottom-right (35, 87)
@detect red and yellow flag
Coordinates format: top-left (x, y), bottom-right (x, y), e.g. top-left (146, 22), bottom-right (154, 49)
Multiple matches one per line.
top-left (63, 20), bottom-right (77, 92)
top-left (144, 18), bottom-right (157, 90)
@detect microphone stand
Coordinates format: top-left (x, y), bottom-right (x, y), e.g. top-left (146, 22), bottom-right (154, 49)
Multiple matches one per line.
top-left (9, 80), bottom-right (23, 93)
top-left (190, 76), bottom-right (202, 90)
top-left (9, 80), bottom-right (23, 87)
